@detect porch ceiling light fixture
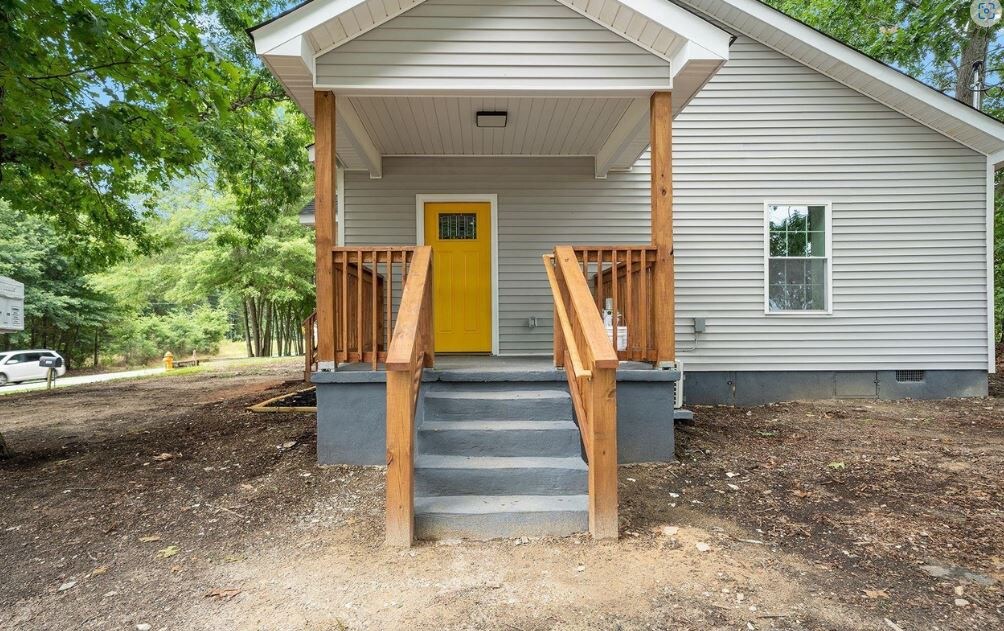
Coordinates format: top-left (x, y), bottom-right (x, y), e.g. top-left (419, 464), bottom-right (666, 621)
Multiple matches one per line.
top-left (475, 111), bottom-right (507, 128)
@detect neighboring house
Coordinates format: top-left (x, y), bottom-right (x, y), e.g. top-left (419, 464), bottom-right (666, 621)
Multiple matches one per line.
top-left (251, 0), bottom-right (1003, 544)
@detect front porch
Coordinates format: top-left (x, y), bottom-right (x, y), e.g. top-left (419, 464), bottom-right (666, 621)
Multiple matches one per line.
top-left (250, 0), bottom-right (733, 545)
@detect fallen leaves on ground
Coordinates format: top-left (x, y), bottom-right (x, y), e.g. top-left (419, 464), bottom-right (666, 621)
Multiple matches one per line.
top-left (155, 545), bottom-right (179, 559)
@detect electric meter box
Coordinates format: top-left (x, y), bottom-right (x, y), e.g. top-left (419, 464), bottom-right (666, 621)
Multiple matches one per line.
top-left (0, 276), bottom-right (24, 333)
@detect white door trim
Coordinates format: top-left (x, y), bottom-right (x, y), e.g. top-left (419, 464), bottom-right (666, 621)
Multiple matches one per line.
top-left (416, 194), bottom-right (500, 356)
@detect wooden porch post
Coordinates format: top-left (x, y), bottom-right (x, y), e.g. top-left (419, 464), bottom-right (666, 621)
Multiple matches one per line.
top-left (314, 90), bottom-right (338, 370)
top-left (650, 91), bottom-right (675, 364)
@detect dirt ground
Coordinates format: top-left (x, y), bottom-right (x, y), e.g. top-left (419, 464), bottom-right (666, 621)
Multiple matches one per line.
top-left (1, 360), bottom-right (1001, 630)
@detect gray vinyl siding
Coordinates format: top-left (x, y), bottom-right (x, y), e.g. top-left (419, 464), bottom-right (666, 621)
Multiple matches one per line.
top-left (315, 0), bottom-right (671, 92)
top-left (672, 37), bottom-right (988, 371)
top-left (342, 36), bottom-right (990, 370)
top-left (344, 157), bottom-right (651, 355)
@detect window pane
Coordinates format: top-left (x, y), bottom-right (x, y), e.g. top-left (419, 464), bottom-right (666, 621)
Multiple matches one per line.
top-left (808, 282), bottom-right (826, 310)
top-left (769, 230), bottom-right (787, 256)
top-left (768, 258), bottom-right (827, 312)
top-left (786, 205), bottom-right (808, 231)
top-left (768, 205), bottom-right (789, 230)
top-left (807, 231), bottom-right (825, 256)
top-left (807, 258), bottom-right (826, 285)
top-left (807, 205), bottom-right (825, 232)
top-left (787, 231), bottom-right (808, 257)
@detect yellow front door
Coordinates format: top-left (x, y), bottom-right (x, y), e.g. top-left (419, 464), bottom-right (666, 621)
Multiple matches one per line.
top-left (424, 202), bottom-right (492, 353)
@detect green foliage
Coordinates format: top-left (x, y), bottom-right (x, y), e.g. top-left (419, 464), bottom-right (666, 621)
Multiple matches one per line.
top-left (0, 0), bottom-right (228, 264)
top-left (107, 306), bottom-right (230, 365)
top-left (0, 0), bottom-right (313, 262)
top-left (0, 198), bottom-right (113, 364)
top-left (762, 0), bottom-right (1004, 116)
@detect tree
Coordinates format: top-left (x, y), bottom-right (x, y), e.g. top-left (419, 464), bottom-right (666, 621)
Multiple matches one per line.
top-left (0, 0), bottom-right (229, 264)
top-left (1, 0), bottom-right (312, 262)
top-left (0, 199), bottom-right (114, 366)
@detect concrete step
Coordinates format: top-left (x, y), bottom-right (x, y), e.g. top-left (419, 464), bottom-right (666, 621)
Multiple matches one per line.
top-left (414, 495), bottom-right (588, 540)
top-left (415, 455), bottom-right (587, 496)
top-left (418, 420), bottom-right (582, 457)
top-left (423, 388), bottom-right (573, 421)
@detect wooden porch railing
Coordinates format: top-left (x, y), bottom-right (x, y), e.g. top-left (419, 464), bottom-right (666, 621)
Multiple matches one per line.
top-left (303, 310), bottom-right (317, 381)
top-left (333, 247), bottom-right (417, 369)
top-left (572, 246), bottom-right (658, 363)
top-left (384, 245), bottom-right (434, 546)
top-left (543, 246), bottom-right (619, 539)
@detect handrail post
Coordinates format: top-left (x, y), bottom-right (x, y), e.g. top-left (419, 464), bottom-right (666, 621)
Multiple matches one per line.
top-left (384, 246), bottom-right (433, 547)
top-left (588, 365), bottom-right (618, 538)
top-left (385, 368), bottom-right (414, 546)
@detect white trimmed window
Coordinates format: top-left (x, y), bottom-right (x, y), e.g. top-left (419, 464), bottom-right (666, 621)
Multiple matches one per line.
top-left (765, 202), bottom-right (832, 314)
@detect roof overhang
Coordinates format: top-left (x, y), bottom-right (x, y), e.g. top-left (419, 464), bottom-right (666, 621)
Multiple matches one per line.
top-left (677, 0), bottom-right (1004, 162)
top-left (249, 0), bottom-right (732, 176)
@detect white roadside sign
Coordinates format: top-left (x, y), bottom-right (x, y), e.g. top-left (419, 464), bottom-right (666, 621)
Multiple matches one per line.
top-left (0, 277), bottom-right (24, 333)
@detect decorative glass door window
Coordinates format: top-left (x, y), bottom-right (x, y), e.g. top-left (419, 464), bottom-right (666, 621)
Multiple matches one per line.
top-left (438, 213), bottom-right (477, 240)
top-left (765, 203), bottom-right (830, 313)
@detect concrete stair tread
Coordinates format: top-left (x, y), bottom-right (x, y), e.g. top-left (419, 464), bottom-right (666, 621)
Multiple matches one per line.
top-left (424, 389), bottom-right (570, 401)
top-left (420, 420), bottom-right (577, 431)
top-left (416, 454), bottom-right (587, 470)
top-left (415, 494), bottom-right (588, 515)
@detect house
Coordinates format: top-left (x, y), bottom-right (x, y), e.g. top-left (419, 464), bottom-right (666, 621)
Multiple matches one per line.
top-left (250, 0), bottom-right (1003, 544)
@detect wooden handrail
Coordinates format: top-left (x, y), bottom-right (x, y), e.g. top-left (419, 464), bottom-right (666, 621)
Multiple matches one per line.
top-left (545, 246), bottom-right (619, 539)
top-left (385, 246), bottom-right (434, 546)
top-left (542, 255), bottom-right (590, 380)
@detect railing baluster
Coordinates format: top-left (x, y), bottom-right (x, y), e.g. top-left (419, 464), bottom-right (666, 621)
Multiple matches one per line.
top-left (385, 249), bottom-right (392, 361)
top-left (625, 249), bottom-right (634, 359)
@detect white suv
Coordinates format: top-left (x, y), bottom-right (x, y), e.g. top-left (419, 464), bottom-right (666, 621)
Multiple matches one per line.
top-left (0, 350), bottom-right (67, 386)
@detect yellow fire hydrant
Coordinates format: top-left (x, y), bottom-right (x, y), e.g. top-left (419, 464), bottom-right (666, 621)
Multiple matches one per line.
top-left (163, 351), bottom-right (174, 370)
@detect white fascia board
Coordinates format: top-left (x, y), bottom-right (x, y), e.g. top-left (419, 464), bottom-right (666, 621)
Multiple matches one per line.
top-left (594, 98), bottom-right (649, 178)
top-left (618, 0), bottom-right (731, 61)
top-left (990, 149), bottom-right (1004, 169)
top-left (336, 97), bottom-right (382, 179)
top-left (670, 40), bottom-right (723, 77)
top-left (267, 34), bottom-right (314, 69)
top-left (711, 0), bottom-right (1004, 154)
top-left (251, 0), bottom-right (363, 54)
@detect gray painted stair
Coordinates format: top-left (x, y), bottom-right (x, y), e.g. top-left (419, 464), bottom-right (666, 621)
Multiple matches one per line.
top-left (414, 384), bottom-right (588, 540)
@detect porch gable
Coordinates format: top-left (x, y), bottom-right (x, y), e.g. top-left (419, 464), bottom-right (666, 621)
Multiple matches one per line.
top-left (313, 0), bottom-right (673, 94)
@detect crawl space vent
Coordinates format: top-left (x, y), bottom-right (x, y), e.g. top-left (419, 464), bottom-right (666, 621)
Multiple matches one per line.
top-left (895, 370), bottom-right (926, 383)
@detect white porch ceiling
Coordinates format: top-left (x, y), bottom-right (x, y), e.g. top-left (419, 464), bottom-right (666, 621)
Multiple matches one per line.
top-left (347, 96), bottom-right (635, 157)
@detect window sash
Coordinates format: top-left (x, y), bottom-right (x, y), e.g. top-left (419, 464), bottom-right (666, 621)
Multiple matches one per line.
top-left (764, 202), bottom-right (831, 314)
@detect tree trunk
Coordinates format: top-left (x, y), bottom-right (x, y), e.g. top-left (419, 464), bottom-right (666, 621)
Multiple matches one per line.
top-left (93, 331), bottom-right (99, 368)
top-left (242, 299), bottom-right (253, 357)
top-left (956, 23), bottom-right (994, 107)
top-left (248, 297), bottom-right (262, 357)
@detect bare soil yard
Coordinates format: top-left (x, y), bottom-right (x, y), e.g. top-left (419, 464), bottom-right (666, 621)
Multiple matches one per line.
top-left (1, 361), bottom-right (1001, 630)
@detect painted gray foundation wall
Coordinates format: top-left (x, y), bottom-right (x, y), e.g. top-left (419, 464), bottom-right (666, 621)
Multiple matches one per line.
top-left (313, 370), bottom-right (677, 465)
top-left (683, 369), bottom-right (989, 406)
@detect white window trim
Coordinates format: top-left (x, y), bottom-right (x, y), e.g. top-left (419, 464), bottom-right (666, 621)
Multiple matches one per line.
top-left (415, 194), bottom-right (500, 356)
top-left (763, 200), bottom-right (834, 316)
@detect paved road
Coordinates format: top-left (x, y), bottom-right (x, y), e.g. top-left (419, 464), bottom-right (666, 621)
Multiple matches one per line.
top-left (0, 367), bottom-right (166, 395)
